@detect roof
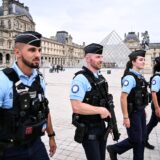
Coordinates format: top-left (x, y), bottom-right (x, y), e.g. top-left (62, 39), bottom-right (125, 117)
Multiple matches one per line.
top-left (0, 1), bottom-right (33, 21)
top-left (124, 32), bottom-right (140, 43)
top-left (149, 43), bottom-right (160, 49)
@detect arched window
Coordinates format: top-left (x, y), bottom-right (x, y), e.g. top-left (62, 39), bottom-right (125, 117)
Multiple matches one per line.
top-left (0, 53), bottom-right (2, 64)
top-left (0, 39), bottom-right (3, 46)
top-left (41, 57), bottom-right (44, 65)
top-left (6, 54), bottom-right (10, 64)
top-left (52, 58), bottom-right (54, 64)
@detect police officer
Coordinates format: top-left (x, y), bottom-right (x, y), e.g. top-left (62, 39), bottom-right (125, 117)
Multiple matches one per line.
top-left (70, 43), bottom-right (111, 160)
top-left (0, 31), bottom-right (56, 159)
top-left (107, 50), bottom-right (149, 160)
top-left (145, 56), bottom-right (160, 150)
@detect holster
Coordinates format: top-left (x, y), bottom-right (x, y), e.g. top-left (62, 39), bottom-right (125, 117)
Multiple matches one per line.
top-left (128, 103), bottom-right (134, 116)
top-left (74, 123), bottom-right (87, 143)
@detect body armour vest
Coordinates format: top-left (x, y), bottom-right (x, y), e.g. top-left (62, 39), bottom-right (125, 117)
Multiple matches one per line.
top-left (0, 68), bottom-right (49, 144)
top-left (122, 71), bottom-right (150, 110)
top-left (150, 73), bottom-right (160, 104)
top-left (73, 66), bottom-right (109, 124)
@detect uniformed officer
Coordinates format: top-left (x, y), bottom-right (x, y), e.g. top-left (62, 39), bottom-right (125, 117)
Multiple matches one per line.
top-left (107, 50), bottom-right (150, 160)
top-left (145, 56), bottom-right (160, 150)
top-left (0, 31), bottom-right (56, 159)
top-left (70, 43), bottom-right (111, 160)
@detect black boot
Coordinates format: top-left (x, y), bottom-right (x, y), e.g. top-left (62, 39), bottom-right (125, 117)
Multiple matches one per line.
top-left (107, 145), bottom-right (118, 160)
top-left (145, 141), bottom-right (155, 150)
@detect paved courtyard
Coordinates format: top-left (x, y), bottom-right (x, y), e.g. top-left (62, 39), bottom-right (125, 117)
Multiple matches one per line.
top-left (40, 68), bottom-right (160, 160)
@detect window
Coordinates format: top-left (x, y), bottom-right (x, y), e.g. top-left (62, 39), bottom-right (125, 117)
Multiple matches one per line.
top-left (0, 53), bottom-right (2, 64)
top-left (0, 39), bottom-right (3, 46)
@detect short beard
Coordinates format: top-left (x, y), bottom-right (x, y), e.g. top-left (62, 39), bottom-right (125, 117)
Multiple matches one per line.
top-left (91, 62), bottom-right (102, 70)
top-left (22, 56), bottom-right (39, 68)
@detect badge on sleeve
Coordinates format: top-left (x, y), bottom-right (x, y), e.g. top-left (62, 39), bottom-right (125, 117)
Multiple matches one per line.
top-left (123, 80), bottom-right (129, 86)
top-left (9, 92), bottom-right (13, 99)
top-left (71, 84), bottom-right (79, 93)
top-left (152, 80), bottom-right (156, 85)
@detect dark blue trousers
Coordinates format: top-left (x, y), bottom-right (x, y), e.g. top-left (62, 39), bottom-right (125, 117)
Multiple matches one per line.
top-left (147, 104), bottom-right (159, 140)
top-left (82, 126), bottom-right (106, 160)
top-left (111, 109), bottom-right (147, 160)
top-left (1, 137), bottom-right (49, 160)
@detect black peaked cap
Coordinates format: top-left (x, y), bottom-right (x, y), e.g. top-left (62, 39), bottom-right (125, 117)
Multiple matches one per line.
top-left (129, 50), bottom-right (146, 59)
top-left (15, 31), bottom-right (42, 47)
top-left (84, 43), bottom-right (103, 55)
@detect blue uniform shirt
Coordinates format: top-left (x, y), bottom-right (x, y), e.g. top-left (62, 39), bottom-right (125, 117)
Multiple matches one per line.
top-left (70, 70), bottom-right (99, 101)
top-left (151, 73), bottom-right (160, 92)
top-left (122, 69), bottom-right (142, 94)
top-left (0, 62), bottom-right (45, 108)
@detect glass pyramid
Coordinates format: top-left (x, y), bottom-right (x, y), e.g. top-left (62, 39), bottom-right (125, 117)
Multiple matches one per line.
top-left (101, 31), bottom-right (131, 68)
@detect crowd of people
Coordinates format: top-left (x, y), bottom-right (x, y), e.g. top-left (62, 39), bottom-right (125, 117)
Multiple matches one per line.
top-left (0, 31), bottom-right (159, 160)
top-left (49, 64), bottom-right (65, 73)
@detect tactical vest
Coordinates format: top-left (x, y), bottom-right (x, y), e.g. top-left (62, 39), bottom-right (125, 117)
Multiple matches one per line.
top-left (150, 73), bottom-right (160, 104)
top-left (73, 66), bottom-right (109, 125)
top-left (0, 68), bottom-right (49, 145)
top-left (122, 71), bottom-right (150, 110)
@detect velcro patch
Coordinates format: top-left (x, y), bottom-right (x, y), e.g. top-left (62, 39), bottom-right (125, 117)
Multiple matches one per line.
top-left (72, 84), bottom-right (79, 93)
top-left (152, 80), bottom-right (156, 85)
top-left (123, 80), bottom-right (129, 86)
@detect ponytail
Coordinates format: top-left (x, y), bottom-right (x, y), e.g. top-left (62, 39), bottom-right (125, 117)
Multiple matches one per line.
top-left (153, 63), bottom-right (160, 74)
top-left (123, 60), bottom-right (132, 76)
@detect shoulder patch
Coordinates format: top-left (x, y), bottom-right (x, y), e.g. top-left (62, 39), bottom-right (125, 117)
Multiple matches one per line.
top-left (123, 80), bottom-right (129, 86)
top-left (71, 84), bottom-right (79, 93)
top-left (9, 92), bottom-right (13, 99)
top-left (152, 80), bottom-right (156, 85)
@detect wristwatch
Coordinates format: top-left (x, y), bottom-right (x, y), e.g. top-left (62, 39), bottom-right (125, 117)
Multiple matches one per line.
top-left (48, 131), bottom-right (56, 137)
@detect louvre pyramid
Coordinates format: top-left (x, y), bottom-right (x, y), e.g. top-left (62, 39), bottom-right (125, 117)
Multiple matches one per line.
top-left (101, 31), bottom-right (131, 68)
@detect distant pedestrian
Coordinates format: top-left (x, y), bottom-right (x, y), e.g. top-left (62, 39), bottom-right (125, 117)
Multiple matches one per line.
top-left (56, 64), bottom-right (60, 73)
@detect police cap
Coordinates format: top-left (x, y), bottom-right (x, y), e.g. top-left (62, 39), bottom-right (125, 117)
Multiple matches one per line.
top-left (15, 31), bottom-right (42, 47)
top-left (84, 43), bottom-right (103, 55)
top-left (128, 50), bottom-right (146, 60)
top-left (155, 57), bottom-right (160, 64)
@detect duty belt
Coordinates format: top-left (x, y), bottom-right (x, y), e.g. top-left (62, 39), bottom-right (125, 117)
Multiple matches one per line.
top-left (86, 121), bottom-right (105, 128)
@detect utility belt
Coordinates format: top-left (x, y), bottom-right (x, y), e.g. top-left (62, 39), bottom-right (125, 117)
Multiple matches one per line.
top-left (86, 121), bottom-right (105, 128)
top-left (74, 120), bottom-right (105, 143)
top-left (0, 137), bottom-right (38, 157)
top-left (0, 139), bottom-right (36, 159)
top-left (128, 103), bottom-right (146, 116)
top-left (0, 141), bottom-right (14, 157)
top-left (0, 119), bottom-right (47, 155)
top-left (16, 119), bottom-right (47, 143)
top-left (0, 136), bottom-right (36, 148)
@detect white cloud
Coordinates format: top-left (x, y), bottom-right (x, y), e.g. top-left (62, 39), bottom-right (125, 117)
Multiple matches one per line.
top-left (8, 0), bottom-right (160, 44)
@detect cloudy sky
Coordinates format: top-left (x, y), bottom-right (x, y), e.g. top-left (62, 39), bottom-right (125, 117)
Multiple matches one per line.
top-left (13, 0), bottom-right (160, 44)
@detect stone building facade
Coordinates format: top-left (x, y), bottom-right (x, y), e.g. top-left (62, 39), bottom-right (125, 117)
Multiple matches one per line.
top-left (0, 0), bottom-right (84, 68)
top-left (124, 32), bottom-right (160, 72)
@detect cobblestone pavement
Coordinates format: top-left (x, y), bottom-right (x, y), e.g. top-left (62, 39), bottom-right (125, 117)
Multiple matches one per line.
top-left (40, 68), bottom-right (160, 160)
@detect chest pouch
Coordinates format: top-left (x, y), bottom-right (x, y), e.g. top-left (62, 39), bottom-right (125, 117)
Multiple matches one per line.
top-left (19, 92), bottom-right (30, 110)
top-left (134, 90), bottom-right (143, 106)
top-left (15, 80), bottom-right (30, 110)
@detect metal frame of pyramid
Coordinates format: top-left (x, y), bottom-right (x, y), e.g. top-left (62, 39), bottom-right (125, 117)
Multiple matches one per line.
top-left (101, 31), bottom-right (131, 68)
